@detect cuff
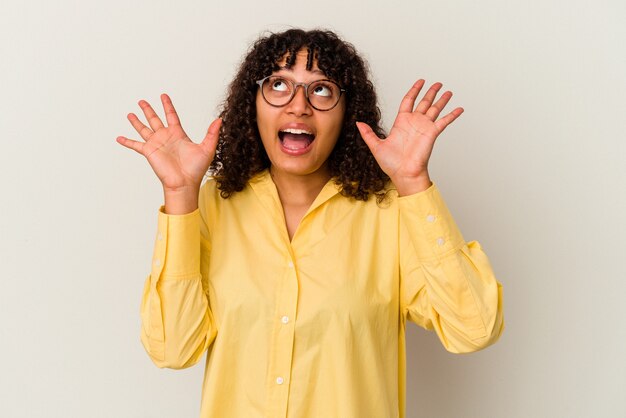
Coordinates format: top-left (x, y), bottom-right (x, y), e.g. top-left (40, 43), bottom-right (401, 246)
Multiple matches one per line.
top-left (398, 183), bottom-right (466, 261)
top-left (151, 206), bottom-right (201, 280)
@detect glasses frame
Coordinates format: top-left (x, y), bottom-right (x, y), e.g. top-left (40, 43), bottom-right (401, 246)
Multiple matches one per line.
top-left (255, 75), bottom-right (347, 111)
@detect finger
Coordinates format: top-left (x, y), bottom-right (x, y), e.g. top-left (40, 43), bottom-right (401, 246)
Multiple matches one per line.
top-left (161, 93), bottom-right (181, 127)
top-left (138, 100), bottom-right (165, 131)
top-left (200, 118), bottom-right (223, 156)
top-left (425, 91), bottom-right (453, 121)
top-left (127, 113), bottom-right (153, 141)
top-left (398, 79), bottom-right (425, 113)
top-left (414, 82), bottom-right (443, 114)
top-left (116, 136), bottom-right (145, 155)
top-left (434, 107), bottom-right (464, 132)
top-left (356, 121), bottom-right (381, 153)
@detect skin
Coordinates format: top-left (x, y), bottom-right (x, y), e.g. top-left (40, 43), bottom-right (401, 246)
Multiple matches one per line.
top-left (255, 50), bottom-right (345, 238)
top-left (116, 51), bottom-right (464, 239)
top-left (116, 94), bottom-right (222, 214)
top-left (357, 79), bottom-right (464, 196)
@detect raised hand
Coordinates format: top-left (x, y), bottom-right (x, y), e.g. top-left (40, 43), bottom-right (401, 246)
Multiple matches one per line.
top-left (116, 94), bottom-right (222, 193)
top-left (356, 80), bottom-right (463, 196)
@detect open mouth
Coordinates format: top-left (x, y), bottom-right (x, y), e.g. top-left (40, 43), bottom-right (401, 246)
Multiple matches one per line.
top-left (278, 128), bottom-right (316, 151)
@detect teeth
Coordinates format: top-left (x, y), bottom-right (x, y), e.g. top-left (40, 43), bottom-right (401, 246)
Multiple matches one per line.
top-left (280, 128), bottom-right (313, 135)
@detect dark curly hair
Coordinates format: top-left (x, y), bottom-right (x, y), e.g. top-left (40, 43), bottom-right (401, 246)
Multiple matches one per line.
top-left (210, 28), bottom-right (389, 202)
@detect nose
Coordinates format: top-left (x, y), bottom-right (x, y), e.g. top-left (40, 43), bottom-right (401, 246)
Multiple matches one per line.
top-left (285, 84), bottom-right (313, 116)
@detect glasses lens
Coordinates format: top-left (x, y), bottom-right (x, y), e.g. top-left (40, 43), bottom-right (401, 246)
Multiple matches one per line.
top-left (307, 80), bottom-right (341, 110)
top-left (262, 77), bottom-right (293, 107)
top-left (260, 77), bottom-right (342, 110)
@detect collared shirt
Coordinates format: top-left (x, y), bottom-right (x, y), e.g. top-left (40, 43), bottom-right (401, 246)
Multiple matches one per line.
top-left (140, 170), bottom-right (504, 418)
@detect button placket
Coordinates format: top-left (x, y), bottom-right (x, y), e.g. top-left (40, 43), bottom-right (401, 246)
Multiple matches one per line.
top-left (265, 255), bottom-right (299, 417)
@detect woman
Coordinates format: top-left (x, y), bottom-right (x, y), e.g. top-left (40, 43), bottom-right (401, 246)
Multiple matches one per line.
top-left (117, 29), bottom-right (504, 418)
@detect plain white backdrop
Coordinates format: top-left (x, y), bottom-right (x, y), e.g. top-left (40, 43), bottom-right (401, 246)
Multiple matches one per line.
top-left (1, 0), bottom-right (624, 417)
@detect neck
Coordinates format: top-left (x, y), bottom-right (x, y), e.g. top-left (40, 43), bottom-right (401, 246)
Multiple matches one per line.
top-left (269, 166), bottom-right (331, 208)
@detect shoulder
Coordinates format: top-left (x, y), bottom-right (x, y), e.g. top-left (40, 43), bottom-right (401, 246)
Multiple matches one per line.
top-left (199, 175), bottom-right (220, 201)
top-left (199, 173), bottom-right (260, 209)
top-left (198, 176), bottom-right (223, 222)
top-left (368, 182), bottom-right (400, 210)
top-left (333, 182), bottom-right (400, 214)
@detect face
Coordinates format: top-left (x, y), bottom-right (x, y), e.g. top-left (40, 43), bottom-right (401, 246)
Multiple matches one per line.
top-left (256, 49), bottom-right (345, 181)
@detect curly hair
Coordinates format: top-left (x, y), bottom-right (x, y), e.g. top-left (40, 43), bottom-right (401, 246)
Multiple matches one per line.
top-left (210, 28), bottom-right (389, 202)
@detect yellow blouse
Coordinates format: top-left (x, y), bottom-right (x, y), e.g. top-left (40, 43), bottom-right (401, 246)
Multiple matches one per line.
top-left (140, 170), bottom-right (504, 418)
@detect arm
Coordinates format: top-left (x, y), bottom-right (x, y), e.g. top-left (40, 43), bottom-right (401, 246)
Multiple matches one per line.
top-left (117, 94), bottom-right (221, 368)
top-left (357, 79), bottom-right (504, 352)
top-left (398, 183), bottom-right (504, 353)
top-left (139, 204), bottom-right (217, 368)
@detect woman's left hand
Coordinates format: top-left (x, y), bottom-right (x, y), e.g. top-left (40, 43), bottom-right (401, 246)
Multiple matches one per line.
top-left (356, 79), bottom-right (463, 196)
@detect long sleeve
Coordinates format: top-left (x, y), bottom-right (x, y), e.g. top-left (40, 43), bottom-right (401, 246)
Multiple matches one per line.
top-left (139, 206), bottom-right (217, 369)
top-left (398, 183), bottom-right (504, 353)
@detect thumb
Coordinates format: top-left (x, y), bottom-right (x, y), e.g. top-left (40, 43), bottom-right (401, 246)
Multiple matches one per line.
top-left (356, 121), bottom-right (381, 153)
top-left (201, 118), bottom-right (222, 156)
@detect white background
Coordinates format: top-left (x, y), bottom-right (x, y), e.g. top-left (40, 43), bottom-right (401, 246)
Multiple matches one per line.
top-left (1, 0), bottom-right (624, 417)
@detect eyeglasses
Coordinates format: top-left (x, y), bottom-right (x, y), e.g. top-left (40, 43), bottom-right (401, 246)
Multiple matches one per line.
top-left (256, 76), bottom-right (346, 111)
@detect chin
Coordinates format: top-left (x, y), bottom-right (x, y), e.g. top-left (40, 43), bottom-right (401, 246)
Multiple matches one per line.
top-left (272, 161), bottom-right (327, 177)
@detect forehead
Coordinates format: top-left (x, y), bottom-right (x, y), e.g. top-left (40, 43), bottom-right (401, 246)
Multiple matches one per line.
top-left (275, 49), bottom-right (323, 74)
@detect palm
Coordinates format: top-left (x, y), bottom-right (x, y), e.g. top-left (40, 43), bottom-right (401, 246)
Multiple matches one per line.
top-left (143, 125), bottom-right (212, 190)
top-left (377, 111), bottom-right (441, 179)
top-left (357, 80), bottom-right (463, 183)
top-left (117, 94), bottom-right (222, 191)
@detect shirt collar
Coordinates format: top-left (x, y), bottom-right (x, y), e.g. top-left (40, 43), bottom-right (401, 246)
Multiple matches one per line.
top-left (248, 169), bottom-right (341, 217)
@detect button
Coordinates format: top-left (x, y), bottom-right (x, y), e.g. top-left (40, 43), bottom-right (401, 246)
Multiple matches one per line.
top-left (157, 233), bottom-right (163, 241)
top-left (436, 237), bottom-right (445, 246)
top-left (154, 259), bottom-right (161, 266)
top-left (276, 377), bottom-right (284, 385)
top-left (287, 261), bottom-right (294, 268)
top-left (281, 316), bottom-right (289, 324)
top-left (426, 215), bottom-right (436, 223)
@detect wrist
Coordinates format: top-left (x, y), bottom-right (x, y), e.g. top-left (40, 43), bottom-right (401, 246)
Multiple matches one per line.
top-left (392, 173), bottom-right (432, 197)
top-left (163, 186), bottom-right (200, 215)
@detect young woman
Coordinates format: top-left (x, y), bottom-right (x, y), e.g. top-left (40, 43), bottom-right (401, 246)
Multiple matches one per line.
top-left (117, 29), bottom-right (504, 418)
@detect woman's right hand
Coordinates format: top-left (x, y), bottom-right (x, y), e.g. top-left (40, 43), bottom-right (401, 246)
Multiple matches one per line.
top-left (116, 94), bottom-right (222, 194)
